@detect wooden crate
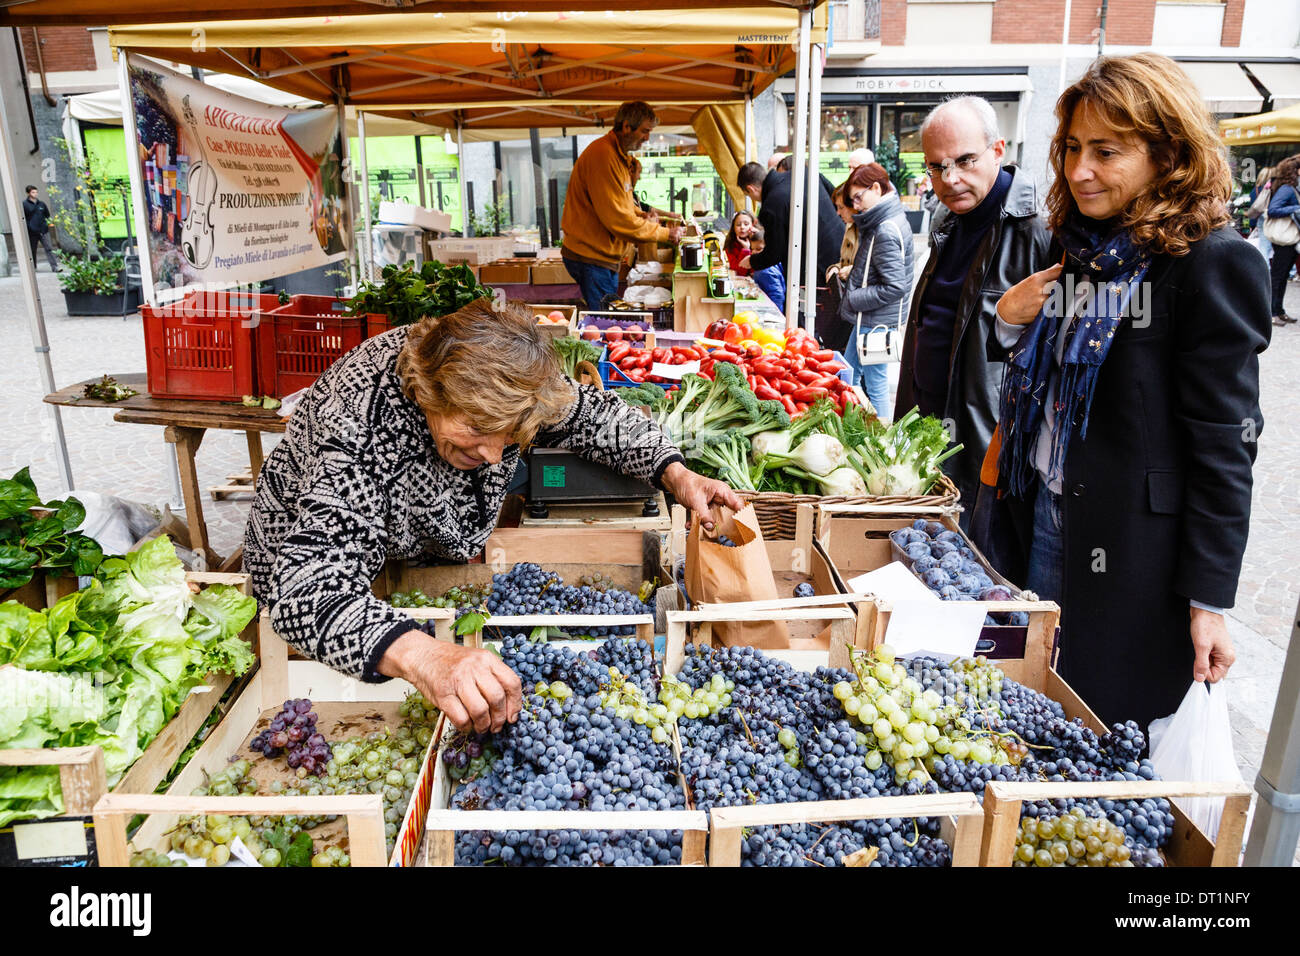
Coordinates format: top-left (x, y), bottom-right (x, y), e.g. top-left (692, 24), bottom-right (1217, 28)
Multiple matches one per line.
top-left (670, 504), bottom-right (861, 650)
top-left (662, 620), bottom-right (983, 867)
top-left (377, 525), bottom-right (667, 642)
top-left (97, 611), bottom-right (444, 867)
top-left (816, 503), bottom-right (1055, 657)
top-left (0, 571), bottom-right (250, 865)
top-left (709, 793), bottom-right (985, 867)
top-left (425, 617), bottom-right (708, 866)
top-left (980, 780), bottom-right (1253, 867)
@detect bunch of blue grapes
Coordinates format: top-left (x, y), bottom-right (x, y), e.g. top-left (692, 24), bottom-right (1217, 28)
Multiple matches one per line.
top-left (449, 635), bottom-right (687, 866)
top-left (484, 563), bottom-right (652, 636)
top-left (742, 819), bottom-right (951, 868)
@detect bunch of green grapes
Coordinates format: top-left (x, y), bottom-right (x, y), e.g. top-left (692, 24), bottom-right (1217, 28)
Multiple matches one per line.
top-left (592, 669), bottom-right (732, 744)
top-left (1014, 807), bottom-right (1136, 867)
top-left (389, 584), bottom-right (491, 610)
top-left (776, 726), bottom-right (801, 769)
top-left (129, 847), bottom-right (186, 867)
top-left (577, 572), bottom-right (610, 592)
top-left (836, 645), bottom-right (1011, 784)
top-left (310, 845), bottom-right (351, 867)
top-left (949, 656), bottom-right (1007, 707)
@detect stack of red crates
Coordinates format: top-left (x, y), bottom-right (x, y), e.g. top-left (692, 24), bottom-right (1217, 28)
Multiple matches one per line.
top-left (141, 290), bottom-right (281, 401)
top-left (256, 295), bottom-right (366, 398)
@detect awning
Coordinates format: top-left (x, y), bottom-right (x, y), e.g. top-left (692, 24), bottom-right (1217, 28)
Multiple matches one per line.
top-left (1178, 61), bottom-right (1264, 112)
top-left (1220, 103), bottom-right (1300, 146)
top-left (1, 0), bottom-right (816, 27)
top-left (106, 9), bottom-right (821, 120)
top-left (1248, 62), bottom-right (1300, 109)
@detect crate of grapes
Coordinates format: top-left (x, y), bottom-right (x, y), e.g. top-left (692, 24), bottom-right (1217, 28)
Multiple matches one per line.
top-left (663, 610), bottom-right (987, 867)
top-left (94, 612), bottom-right (445, 867)
top-left (980, 780), bottom-right (1252, 867)
top-left (0, 571), bottom-right (251, 867)
top-left (823, 575), bottom-right (1248, 868)
top-left (378, 525), bottom-right (668, 644)
top-left (709, 793), bottom-right (984, 867)
top-left (424, 617), bottom-right (709, 866)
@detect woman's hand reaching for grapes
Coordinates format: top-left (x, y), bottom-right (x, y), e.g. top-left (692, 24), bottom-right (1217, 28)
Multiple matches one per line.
top-left (380, 631), bottom-right (522, 732)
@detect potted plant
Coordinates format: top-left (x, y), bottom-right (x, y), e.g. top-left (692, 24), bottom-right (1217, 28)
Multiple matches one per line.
top-left (46, 139), bottom-right (137, 316)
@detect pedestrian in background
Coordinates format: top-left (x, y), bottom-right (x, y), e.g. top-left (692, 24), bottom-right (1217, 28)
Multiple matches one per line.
top-left (22, 185), bottom-right (59, 273)
top-left (838, 162), bottom-right (913, 420)
top-left (895, 96), bottom-right (1051, 526)
top-left (1263, 154), bottom-right (1300, 325)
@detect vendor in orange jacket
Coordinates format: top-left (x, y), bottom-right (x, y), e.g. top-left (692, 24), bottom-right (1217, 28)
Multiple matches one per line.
top-left (561, 101), bottom-right (685, 309)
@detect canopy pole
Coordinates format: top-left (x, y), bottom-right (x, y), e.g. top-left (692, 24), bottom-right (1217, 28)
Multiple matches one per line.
top-left (119, 51), bottom-right (156, 305)
top-left (743, 95), bottom-right (754, 213)
top-left (802, 41), bottom-right (823, 336)
top-left (784, 4), bottom-right (812, 329)
top-left (1244, 592), bottom-right (1300, 866)
top-left (357, 110), bottom-right (373, 283)
top-left (456, 125), bottom-right (468, 237)
top-left (0, 53), bottom-right (73, 491)
top-left (529, 127), bottom-right (548, 246)
top-left (335, 96), bottom-right (354, 289)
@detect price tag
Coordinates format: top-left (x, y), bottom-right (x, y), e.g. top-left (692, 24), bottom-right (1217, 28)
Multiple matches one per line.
top-left (650, 361), bottom-right (700, 380)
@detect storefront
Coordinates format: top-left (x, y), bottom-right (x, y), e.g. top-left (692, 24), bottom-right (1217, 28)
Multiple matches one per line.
top-left (776, 67), bottom-right (1033, 193)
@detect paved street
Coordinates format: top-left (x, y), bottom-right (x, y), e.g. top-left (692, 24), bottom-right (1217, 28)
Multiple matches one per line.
top-left (1, 262), bottom-right (1298, 858)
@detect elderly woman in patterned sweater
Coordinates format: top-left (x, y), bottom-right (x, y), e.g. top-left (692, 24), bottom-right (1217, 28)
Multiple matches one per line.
top-left (244, 299), bottom-right (741, 733)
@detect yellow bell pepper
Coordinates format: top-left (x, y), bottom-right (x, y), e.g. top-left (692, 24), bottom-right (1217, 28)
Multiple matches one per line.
top-left (752, 328), bottom-right (784, 348)
top-left (738, 339), bottom-right (758, 350)
top-left (761, 341), bottom-right (784, 354)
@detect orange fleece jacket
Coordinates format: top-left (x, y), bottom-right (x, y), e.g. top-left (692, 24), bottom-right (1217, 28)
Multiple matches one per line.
top-left (561, 131), bottom-right (669, 269)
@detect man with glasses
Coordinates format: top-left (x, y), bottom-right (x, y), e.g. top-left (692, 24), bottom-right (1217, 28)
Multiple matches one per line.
top-left (895, 96), bottom-right (1050, 530)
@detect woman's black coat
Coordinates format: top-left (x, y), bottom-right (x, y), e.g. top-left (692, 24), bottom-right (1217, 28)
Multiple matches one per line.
top-left (985, 224), bottom-right (1271, 728)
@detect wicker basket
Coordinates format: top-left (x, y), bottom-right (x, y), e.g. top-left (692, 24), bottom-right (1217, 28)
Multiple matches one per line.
top-left (738, 474), bottom-right (961, 540)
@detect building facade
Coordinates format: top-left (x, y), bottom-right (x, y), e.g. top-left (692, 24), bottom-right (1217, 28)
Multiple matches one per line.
top-left (776, 0), bottom-right (1300, 193)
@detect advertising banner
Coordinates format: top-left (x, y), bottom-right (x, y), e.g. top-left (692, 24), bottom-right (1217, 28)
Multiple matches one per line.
top-left (126, 54), bottom-right (348, 295)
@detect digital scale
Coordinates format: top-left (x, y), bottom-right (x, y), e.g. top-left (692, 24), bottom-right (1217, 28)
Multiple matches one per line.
top-left (525, 448), bottom-right (664, 523)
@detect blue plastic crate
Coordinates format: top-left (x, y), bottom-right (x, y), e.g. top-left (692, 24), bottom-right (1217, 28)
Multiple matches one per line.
top-left (832, 350), bottom-right (854, 384)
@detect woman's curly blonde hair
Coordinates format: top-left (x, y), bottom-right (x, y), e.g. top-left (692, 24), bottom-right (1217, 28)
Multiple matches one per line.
top-left (396, 297), bottom-right (571, 447)
top-left (1046, 53), bottom-right (1232, 257)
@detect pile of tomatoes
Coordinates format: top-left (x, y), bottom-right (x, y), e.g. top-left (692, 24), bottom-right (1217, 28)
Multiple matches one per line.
top-left (606, 321), bottom-right (860, 416)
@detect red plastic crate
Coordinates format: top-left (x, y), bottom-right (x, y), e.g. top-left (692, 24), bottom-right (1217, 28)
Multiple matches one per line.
top-left (257, 295), bottom-right (366, 398)
top-left (365, 313), bottom-right (393, 338)
top-left (141, 291), bottom-right (281, 401)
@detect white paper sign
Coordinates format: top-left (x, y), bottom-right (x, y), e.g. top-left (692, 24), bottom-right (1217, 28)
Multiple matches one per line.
top-left (651, 360), bottom-right (700, 380)
top-left (848, 561), bottom-right (984, 661)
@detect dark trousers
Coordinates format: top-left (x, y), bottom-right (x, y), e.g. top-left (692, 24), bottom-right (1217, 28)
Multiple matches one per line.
top-left (28, 229), bottom-right (58, 270)
top-left (1270, 242), bottom-right (1296, 316)
top-left (561, 255), bottom-right (618, 311)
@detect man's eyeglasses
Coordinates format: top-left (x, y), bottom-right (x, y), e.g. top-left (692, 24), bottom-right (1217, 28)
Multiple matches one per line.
top-left (925, 144), bottom-right (994, 181)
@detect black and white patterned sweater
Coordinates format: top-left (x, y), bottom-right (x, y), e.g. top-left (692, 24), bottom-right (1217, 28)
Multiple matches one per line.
top-left (243, 327), bottom-right (683, 682)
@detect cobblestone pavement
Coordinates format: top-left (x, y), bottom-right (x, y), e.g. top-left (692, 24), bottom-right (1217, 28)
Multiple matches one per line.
top-left (1, 265), bottom-right (1298, 857)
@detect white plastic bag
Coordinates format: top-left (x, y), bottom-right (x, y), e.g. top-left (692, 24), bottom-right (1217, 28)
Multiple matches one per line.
top-left (1148, 681), bottom-right (1243, 842)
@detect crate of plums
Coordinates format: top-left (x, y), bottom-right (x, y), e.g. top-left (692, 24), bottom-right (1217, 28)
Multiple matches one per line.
top-left (817, 504), bottom-right (1052, 657)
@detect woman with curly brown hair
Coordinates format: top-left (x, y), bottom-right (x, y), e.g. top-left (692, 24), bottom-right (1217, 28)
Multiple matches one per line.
top-left (988, 53), bottom-right (1271, 728)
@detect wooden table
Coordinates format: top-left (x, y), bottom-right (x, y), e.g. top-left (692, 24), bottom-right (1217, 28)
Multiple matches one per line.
top-left (45, 373), bottom-right (285, 570)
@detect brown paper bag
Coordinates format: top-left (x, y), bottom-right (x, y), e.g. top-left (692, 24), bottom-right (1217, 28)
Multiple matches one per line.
top-left (685, 505), bottom-right (789, 648)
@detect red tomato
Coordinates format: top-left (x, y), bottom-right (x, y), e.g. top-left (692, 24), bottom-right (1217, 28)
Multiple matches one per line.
top-left (792, 386), bottom-right (829, 403)
top-left (795, 369), bottom-right (820, 385)
top-left (811, 374), bottom-right (840, 390)
top-left (780, 395), bottom-right (798, 415)
top-left (671, 354), bottom-right (687, 365)
top-left (608, 343), bottom-right (632, 363)
top-left (710, 351), bottom-right (739, 365)
top-left (795, 401), bottom-right (809, 413)
top-left (811, 349), bottom-right (835, 363)
top-left (843, 390), bottom-right (862, 406)
top-left (777, 379), bottom-right (798, 395)
top-left (755, 384), bottom-right (781, 401)
top-left (651, 347), bottom-right (668, 363)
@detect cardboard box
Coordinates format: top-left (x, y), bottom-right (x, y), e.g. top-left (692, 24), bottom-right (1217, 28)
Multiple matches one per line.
top-left (530, 260), bottom-right (574, 285)
top-left (427, 238), bottom-right (516, 264)
top-left (479, 261), bottom-right (533, 284)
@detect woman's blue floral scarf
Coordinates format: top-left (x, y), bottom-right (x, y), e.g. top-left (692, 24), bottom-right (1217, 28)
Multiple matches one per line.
top-left (998, 216), bottom-right (1152, 496)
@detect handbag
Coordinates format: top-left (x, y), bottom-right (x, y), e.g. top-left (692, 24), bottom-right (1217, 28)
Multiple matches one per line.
top-left (852, 233), bottom-right (904, 366)
top-left (1262, 211), bottom-right (1300, 246)
top-left (1246, 183), bottom-right (1271, 221)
